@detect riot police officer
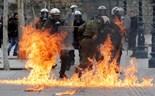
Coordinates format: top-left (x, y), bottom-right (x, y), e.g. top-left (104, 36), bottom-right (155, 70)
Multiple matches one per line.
top-left (97, 6), bottom-right (107, 16)
top-left (91, 5), bottom-right (107, 20)
top-left (36, 8), bottom-right (49, 29)
top-left (110, 6), bottom-right (125, 68)
top-left (43, 8), bottom-right (62, 33)
top-left (111, 6), bottom-right (124, 20)
top-left (73, 11), bottom-right (85, 49)
top-left (43, 8), bottom-right (68, 78)
top-left (70, 5), bottom-right (78, 13)
top-left (76, 15), bottom-right (110, 77)
top-left (66, 10), bottom-right (85, 70)
top-left (65, 4), bottom-right (78, 26)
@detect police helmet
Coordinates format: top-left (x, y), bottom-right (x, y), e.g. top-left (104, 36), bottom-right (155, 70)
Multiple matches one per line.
top-left (111, 6), bottom-right (124, 15)
top-left (70, 5), bottom-right (78, 9)
top-left (75, 10), bottom-right (81, 15)
top-left (40, 8), bottom-right (49, 13)
top-left (50, 8), bottom-right (60, 15)
top-left (97, 5), bottom-right (107, 16)
top-left (98, 6), bottom-right (107, 10)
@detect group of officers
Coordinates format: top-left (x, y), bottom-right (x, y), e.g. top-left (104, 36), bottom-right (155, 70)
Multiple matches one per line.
top-left (36, 5), bottom-right (127, 79)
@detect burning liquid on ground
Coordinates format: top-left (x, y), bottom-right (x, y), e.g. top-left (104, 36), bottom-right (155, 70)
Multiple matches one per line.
top-left (0, 24), bottom-right (153, 89)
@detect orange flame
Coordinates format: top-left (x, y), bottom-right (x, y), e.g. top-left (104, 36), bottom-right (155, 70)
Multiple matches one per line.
top-left (114, 17), bottom-right (126, 36)
top-left (0, 24), bottom-right (153, 93)
top-left (19, 24), bottom-right (66, 83)
top-left (25, 85), bottom-right (45, 92)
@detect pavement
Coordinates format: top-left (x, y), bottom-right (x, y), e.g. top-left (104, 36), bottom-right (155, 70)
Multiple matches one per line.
top-left (0, 34), bottom-right (155, 96)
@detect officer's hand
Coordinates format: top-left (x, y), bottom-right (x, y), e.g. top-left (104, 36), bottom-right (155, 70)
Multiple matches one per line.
top-left (92, 35), bottom-right (97, 41)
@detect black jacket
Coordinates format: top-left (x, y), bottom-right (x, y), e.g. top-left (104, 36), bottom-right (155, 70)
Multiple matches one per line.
top-left (73, 19), bottom-right (85, 42)
top-left (43, 18), bottom-right (64, 34)
top-left (131, 16), bottom-right (138, 30)
top-left (8, 18), bottom-right (18, 37)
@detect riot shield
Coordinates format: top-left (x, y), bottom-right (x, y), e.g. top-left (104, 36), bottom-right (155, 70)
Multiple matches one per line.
top-left (58, 26), bottom-right (74, 50)
top-left (64, 12), bottom-right (75, 26)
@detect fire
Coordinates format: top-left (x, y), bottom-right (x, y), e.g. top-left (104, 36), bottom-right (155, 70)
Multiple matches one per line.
top-left (18, 24), bottom-right (66, 83)
top-left (25, 85), bottom-right (45, 92)
top-left (0, 24), bottom-right (153, 93)
top-left (113, 17), bottom-right (126, 36)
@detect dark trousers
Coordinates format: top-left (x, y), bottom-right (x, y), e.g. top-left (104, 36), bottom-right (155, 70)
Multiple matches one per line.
top-left (8, 36), bottom-right (18, 53)
top-left (113, 45), bottom-right (122, 67)
top-left (60, 50), bottom-right (69, 75)
top-left (79, 38), bottom-right (97, 70)
top-left (66, 42), bottom-right (81, 70)
top-left (129, 29), bottom-right (137, 55)
top-left (65, 50), bottom-right (75, 70)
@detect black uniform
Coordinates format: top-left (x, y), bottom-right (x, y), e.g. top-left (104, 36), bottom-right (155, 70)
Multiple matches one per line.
top-left (66, 18), bottom-right (85, 70)
top-left (36, 12), bottom-right (48, 29)
top-left (36, 18), bottom-right (47, 29)
top-left (102, 21), bottom-right (122, 66)
top-left (43, 18), bottom-right (68, 78)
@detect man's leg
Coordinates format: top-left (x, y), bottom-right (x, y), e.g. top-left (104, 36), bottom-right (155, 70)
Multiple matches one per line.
top-left (13, 37), bottom-right (18, 56)
top-left (8, 37), bottom-right (15, 55)
top-left (75, 38), bottom-right (96, 77)
top-left (130, 30), bottom-right (137, 57)
top-left (59, 50), bottom-right (69, 78)
top-left (13, 43), bottom-right (18, 56)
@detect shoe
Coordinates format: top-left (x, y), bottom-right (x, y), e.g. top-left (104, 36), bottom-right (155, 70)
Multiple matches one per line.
top-left (75, 66), bottom-right (83, 78)
top-left (59, 73), bottom-right (68, 79)
top-left (13, 52), bottom-right (18, 56)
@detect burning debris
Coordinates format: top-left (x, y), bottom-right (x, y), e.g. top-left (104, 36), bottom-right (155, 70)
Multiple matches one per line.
top-left (24, 85), bottom-right (45, 92)
top-left (54, 89), bottom-right (78, 96)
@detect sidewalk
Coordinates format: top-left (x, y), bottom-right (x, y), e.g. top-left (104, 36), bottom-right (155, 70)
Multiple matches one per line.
top-left (0, 34), bottom-right (155, 96)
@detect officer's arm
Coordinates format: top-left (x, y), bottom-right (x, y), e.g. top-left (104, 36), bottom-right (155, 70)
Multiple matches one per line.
top-left (91, 21), bottom-right (98, 36)
top-left (78, 22), bottom-right (86, 33)
top-left (42, 20), bottom-right (50, 30)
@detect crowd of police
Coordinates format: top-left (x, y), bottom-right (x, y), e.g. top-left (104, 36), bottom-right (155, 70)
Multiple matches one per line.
top-left (0, 4), bottom-right (138, 79)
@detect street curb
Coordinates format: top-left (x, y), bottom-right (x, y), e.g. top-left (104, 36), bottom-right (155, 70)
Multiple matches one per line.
top-left (0, 68), bottom-right (27, 70)
top-left (0, 56), bottom-right (18, 60)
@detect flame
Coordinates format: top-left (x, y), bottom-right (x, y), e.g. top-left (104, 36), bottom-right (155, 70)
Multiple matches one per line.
top-left (0, 24), bottom-right (153, 94)
top-left (25, 85), bottom-right (45, 92)
top-left (18, 24), bottom-right (66, 83)
top-left (113, 17), bottom-right (126, 36)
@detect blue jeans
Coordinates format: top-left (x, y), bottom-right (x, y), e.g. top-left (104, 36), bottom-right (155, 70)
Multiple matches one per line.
top-left (8, 36), bottom-right (18, 53)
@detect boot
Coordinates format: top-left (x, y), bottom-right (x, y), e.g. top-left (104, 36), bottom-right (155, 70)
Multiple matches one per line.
top-left (59, 72), bottom-right (68, 79)
top-left (13, 52), bottom-right (18, 56)
top-left (75, 66), bottom-right (83, 78)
